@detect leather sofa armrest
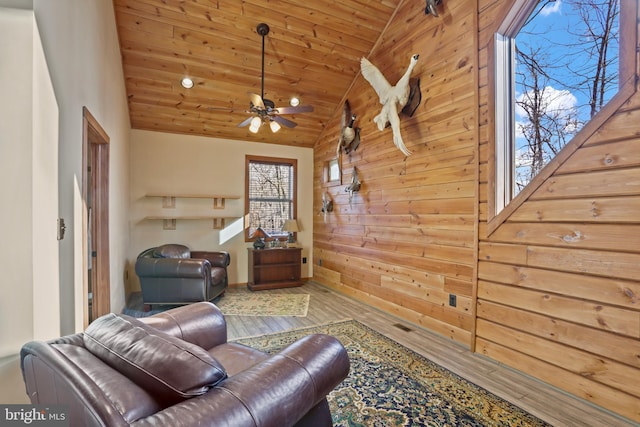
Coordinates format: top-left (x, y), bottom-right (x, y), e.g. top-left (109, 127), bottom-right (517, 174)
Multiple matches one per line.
top-left (21, 341), bottom-right (138, 427)
top-left (133, 334), bottom-right (349, 427)
top-left (135, 258), bottom-right (210, 279)
top-left (138, 302), bottom-right (228, 349)
top-left (191, 251), bottom-right (230, 268)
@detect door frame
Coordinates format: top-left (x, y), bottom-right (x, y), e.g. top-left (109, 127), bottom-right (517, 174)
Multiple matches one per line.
top-left (82, 107), bottom-right (110, 327)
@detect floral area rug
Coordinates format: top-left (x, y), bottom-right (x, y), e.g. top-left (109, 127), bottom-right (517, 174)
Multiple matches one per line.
top-left (233, 320), bottom-right (551, 427)
top-left (121, 291), bottom-right (310, 317)
top-left (216, 292), bottom-right (310, 317)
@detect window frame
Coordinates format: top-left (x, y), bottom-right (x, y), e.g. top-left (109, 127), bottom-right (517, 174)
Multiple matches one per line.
top-left (244, 155), bottom-right (298, 242)
top-left (486, 0), bottom-right (636, 235)
top-left (324, 158), bottom-right (341, 186)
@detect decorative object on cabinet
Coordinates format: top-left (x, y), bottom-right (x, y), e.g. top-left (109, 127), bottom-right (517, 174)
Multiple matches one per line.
top-left (360, 54), bottom-right (420, 156)
top-left (345, 167), bottom-right (361, 207)
top-left (143, 193), bottom-right (240, 230)
top-left (247, 247), bottom-right (302, 290)
top-left (251, 227), bottom-right (270, 249)
top-left (425, 0), bottom-right (443, 16)
top-left (321, 192), bottom-right (333, 223)
top-left (282, 219), bottom-right (300, 246)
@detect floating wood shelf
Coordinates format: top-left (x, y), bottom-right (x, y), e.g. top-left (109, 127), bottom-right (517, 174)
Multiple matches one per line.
top-left (142, 215), bottom-right (237, 230)
top-left (145, 193), bottom-right (241, 209)
top-left (143, 194), bottom-right (241, 229)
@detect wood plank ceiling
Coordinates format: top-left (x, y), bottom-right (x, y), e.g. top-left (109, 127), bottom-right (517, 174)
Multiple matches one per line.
top-left (112, 0), bottom-right (402, 148)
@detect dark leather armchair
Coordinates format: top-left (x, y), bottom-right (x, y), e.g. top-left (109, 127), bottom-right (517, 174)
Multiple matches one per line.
top-left (135, 244), bottom-right (230, 308)
top-left (21, 302), bottom-right (350, 427)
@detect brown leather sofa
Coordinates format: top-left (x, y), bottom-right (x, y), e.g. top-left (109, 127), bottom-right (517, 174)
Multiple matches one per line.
top-left (21, 302), bottom-right (350, 427)
top-left (135, 244), bottom-right (230, 309)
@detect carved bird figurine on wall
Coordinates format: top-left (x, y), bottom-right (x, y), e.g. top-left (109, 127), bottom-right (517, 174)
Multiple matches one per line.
top-left (361, 54), bottom-right (420, 156)
top-left (425, 0), bottom-right (442, 16)
top-left (321, 192), bottom-right (333, 223)
top-left (336, 100), bottom-right (360, 157)
top-left (345, 167), bottom-right (361, 207)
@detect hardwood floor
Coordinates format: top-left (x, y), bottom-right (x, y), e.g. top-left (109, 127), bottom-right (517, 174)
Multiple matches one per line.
top-left (223, 281), bottom-right (637, 427)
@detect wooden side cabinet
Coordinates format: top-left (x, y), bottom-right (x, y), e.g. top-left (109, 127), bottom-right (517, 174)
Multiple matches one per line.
top-left (247, 248), bottom-right (302, 291)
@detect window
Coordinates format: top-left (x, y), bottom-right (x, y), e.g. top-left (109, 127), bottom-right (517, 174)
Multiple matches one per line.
top-left (324, 158), bottom-right (341, 185)
top-left (245, 155), bottom-right (297, 240)
top-left (493, 0), bottom-right (621, 214)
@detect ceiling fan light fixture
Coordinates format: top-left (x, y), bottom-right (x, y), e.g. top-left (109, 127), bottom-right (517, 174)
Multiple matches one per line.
top-left (180, 77), bottom-right (194, 89)
top-left (237, 23), bottom-right (313, 133)
top-left (249, 116), bottom-right (262, 133)
top-left (270, 120), bottom-right (281, 133)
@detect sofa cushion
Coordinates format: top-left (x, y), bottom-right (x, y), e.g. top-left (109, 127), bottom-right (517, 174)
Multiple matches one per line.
top-left (152, 244), bottom-right (190, 259)
top-left (83, 313), bottom-right (226, 403)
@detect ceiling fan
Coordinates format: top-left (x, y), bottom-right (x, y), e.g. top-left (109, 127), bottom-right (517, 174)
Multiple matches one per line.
top-left (238, 23), bottom-right (313, 134)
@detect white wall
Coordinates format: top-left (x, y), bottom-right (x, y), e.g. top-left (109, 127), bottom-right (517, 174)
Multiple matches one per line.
top-left (0, 0), bottom-right (131, 403)
top-left (0, 6), bottom-right (36, 359)
top-left (29, 0), bottom-right (131, 333)
top-left (129, 130), bottom-right (315, 291)
top-left (0, 5), bottom-right (60, 349)
top-left (0, 6), bottom-right (58, 404)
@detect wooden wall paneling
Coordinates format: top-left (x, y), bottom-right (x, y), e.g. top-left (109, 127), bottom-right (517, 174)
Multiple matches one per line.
top-left (476, 299), bottom-right (640, 369)
top-left (558, 139), bottom-right (640, 174)
top-left (478, 260), bottom-right (640, 311)
top-left (477, 318), bottom-right (640, 398)
top-left (478, 280), bottom-right (639, 337)
top-left (482, 222), bottom-right (640, 252)
top-left (475, 338), bottom-right (640, 422)
top-left (508, 196), bottom-right (640, 223)
top-left (476, 0), bottom-right (640, 419)
top-left (313, 0), bottom-right (479, 347)
top-left (531, 169), bottom-right (640, 200)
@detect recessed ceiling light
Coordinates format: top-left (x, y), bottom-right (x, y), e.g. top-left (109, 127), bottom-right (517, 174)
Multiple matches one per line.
top-left (289, 97), bottom-right (300, 107)
top-left (181, 77), bottom-right (194, 89)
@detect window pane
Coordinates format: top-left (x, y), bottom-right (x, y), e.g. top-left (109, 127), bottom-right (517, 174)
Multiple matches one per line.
top-left (512, 0), bottom-right (619, 195)
top-left (328, 159), bottom-right (340, 182)
top-left (248, 160), bottom-right (294, 237)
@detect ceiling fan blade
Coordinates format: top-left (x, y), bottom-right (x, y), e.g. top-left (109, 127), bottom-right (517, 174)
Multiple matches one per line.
top-left (274, 105), bottom-right (314, 114)
top-left (237, 116), bottom-right (254, 128)
top-left (248, 92), bottom-right (265, 110)
top-left (207, 107), bottom-right (234, 112)
top-left (273, 115), bottom-right (297, 128)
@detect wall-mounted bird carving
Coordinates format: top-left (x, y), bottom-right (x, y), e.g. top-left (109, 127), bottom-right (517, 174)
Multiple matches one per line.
top-left (345, 167), bottom-right (361, 207)
top-left (336, 100), bottom-right (361, 156)
top-left (321, 192), bottom-right (333, 223)
top-left (361, 54), bottom-right (420, 156)
top-left (425, 0), bottom-right (443, 16)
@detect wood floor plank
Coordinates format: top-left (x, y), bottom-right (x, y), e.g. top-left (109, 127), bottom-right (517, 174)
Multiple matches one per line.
top-left (223, 281), bottom-right (636, 427)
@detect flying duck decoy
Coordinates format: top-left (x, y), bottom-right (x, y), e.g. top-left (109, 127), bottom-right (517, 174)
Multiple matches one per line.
top-left (360, 54), bottom-right (420, 156)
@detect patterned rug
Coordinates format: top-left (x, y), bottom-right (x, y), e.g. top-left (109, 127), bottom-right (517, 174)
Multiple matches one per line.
top-left (234, 320), bottom-right (550, 427)
top-left (216, 292), bottom-right (310, 317)
top-left (122, 291), bottom-right (310, 317)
